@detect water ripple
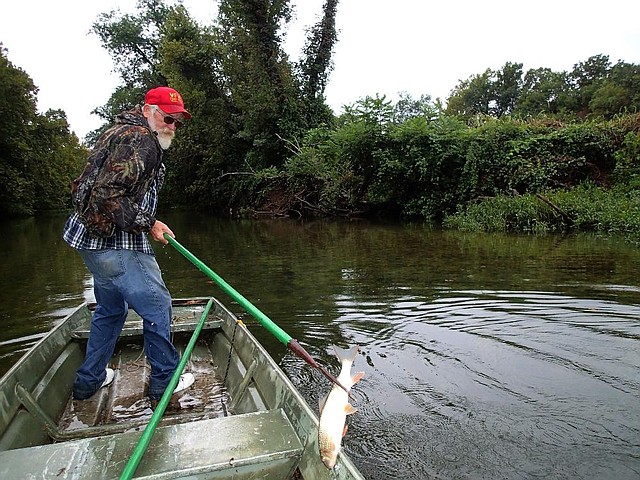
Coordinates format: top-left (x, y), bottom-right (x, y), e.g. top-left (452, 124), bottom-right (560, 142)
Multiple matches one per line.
top-left (322, 288), bottom-right (640, 479)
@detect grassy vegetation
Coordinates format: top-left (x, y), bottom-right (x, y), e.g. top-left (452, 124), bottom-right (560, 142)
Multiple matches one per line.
top-left (443, 183), bottom-right (640, 242)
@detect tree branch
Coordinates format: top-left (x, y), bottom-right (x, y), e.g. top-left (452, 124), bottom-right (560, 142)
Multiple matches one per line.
top-left (535, 194), bottom-right (573, 224)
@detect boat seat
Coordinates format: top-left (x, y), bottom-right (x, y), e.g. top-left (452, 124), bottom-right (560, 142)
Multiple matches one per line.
top-left (71, 318), bottom-right (222, 339)
top-left (0, 409), bottom-right (303, 479)
top-left (72, 302), bottom-right (222, 340)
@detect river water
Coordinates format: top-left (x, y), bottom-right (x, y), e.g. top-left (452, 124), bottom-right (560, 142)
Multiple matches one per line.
top-left (1, 212), bottom-right (639, 479)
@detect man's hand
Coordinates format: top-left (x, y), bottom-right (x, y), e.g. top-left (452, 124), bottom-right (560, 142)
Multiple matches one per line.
top-left (150, 220), bottom-right (174, 244)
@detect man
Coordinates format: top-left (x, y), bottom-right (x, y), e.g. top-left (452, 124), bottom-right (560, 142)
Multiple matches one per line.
top-left (63, 86), bottom-right (194, 403)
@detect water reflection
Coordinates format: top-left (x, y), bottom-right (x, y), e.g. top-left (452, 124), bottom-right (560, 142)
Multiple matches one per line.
top-left (2, 213), bottom-right (640, 479)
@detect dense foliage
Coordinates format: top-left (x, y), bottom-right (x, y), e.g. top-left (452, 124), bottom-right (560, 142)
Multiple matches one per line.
top-left (445, 55), bottom-right (640, 120)
top-left (0, 46), bottom-right (85, 216)
top-left (274, 102), bottom-right (639, 225)
top-left (1, 0), bottom-right (638, 243)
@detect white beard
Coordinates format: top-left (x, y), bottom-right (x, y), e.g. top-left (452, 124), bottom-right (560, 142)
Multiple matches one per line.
top-left (156, 131), bottom-right (174, 150)
top-left (148, 114), bottom-right (175, 150)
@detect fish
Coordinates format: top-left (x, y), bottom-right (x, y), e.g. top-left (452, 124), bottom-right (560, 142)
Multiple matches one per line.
top-left (318, 345), bottom-right (365, 469)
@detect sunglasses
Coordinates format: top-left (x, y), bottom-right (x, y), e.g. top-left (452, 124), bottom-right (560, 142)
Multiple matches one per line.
top-left (152, 106), bottom-right (184, 128)
top-left (160, 114), bottom-right (183, 129)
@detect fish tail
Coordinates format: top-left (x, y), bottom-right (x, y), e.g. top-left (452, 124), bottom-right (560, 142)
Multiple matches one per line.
top-left (333, 345), bottom-right (360, 364)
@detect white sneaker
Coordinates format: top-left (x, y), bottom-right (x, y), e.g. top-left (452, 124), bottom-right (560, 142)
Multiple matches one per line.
top-left (101, 368), bottom-right (115, 388)
top-left (173, 372), bottom-right (195, 394)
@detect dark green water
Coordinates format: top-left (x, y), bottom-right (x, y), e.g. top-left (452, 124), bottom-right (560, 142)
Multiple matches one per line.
top-left (2, 212), bottom-right (639, 479)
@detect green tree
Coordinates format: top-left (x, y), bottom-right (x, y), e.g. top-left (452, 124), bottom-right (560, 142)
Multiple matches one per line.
top-left (0, 46), bottom-right (85, 216)
top-left (590, 61), bottom-right (640, 118)
top-left (296, 0), bottom-right (339, 126)
top-left (444, 55), bottom-right (640, 121)
top-left (217, 0), bottom-right (303, 171)
top-left (30, 110), bottom-right (87, 211)
top-left (445, 68), bottom-right (494, 119)
top-left (393, 92), bottom-right (438, 124)
top-left (157, 5), bottom-right (243, 211)
top-left (92, 0), bottom-right (170, 87)
top-left (446, 62), bottom-right (523, 119)
top-left (515, 67), bottom-right (572, 116)
top-left (0, 45), bottom-right (38, 215)
top-left (89, 0), bottom-right (172, 137)
top-left (568, 54), bottom-right (611, 116)
top-left (493, 62), bottom-right (523, 117)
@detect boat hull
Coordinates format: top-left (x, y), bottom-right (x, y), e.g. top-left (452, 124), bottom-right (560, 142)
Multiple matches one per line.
top-left (0, 298), bottom-right (364, 479)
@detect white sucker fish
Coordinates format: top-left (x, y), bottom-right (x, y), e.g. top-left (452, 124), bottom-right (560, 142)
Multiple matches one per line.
top-left (318, 345), bottom-right (365, 469)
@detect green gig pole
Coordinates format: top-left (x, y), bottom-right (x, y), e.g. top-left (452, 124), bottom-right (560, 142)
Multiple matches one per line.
top-left (119, 298), bottom-right (214, 480)
top-left (164, 234), bottom-right (351, 395)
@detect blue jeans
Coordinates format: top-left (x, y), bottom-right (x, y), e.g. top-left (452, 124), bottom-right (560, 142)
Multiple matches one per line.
top-left (73, 249), bottom-right (179, 400)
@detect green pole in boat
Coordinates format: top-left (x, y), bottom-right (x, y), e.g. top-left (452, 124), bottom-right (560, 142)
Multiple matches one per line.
top-left (119, 298), bottom-right (214, 480)
top-left (164, 234), bottom-right (351, 395)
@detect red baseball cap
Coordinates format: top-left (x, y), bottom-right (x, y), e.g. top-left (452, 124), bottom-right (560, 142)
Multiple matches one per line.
top-left (145, 86), bottom-right (191, 119)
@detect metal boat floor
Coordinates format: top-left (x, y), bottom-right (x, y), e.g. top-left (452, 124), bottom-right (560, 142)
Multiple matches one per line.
top-left (58, 338), bottom-right (230, 433)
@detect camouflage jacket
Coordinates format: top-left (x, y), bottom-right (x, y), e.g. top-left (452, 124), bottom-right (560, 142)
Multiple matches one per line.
top-left (71, 107), bottom-right (165, 238)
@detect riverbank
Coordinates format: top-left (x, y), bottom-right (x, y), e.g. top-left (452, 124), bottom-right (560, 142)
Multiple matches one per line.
top-left (444, 182), bottom-right (640, 243)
